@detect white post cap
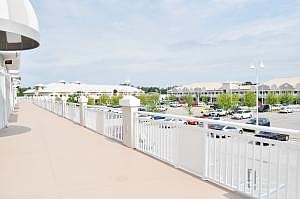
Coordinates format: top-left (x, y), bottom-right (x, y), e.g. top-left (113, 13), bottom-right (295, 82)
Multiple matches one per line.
top-left (120, 96), bottom-right (140, 107)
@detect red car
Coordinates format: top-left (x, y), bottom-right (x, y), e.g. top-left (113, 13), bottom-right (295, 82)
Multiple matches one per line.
top-left (185, 119), bottom-right (199, 125)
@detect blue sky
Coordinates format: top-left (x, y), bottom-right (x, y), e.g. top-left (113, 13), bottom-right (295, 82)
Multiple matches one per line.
top-left (21, 0), bottom-right (300, 87)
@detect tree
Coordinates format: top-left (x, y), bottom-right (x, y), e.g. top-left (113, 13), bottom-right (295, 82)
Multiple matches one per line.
top-left (17, 87), bottom-right (30, 97)
top-left (137, 94), bottom-right (160, 112)
top-left (243, 92), bottom-right (256, 107)
top-left (216, 93), bottom-right (239, 110)
top-left (67, 94), bottom-right (80, 103)
top-left (183, 95), bottom-right (194, 115)
top-left (279, 92), bottom-right (294, 105)
top-left (265, 93), bottom-right (279, 105)
top-left (111, 95), bottom-right (123, 106)
top-left (168, 95), bottom-right (177, 102)
top-left (98, 95), bottom-right (110, 105)
top-left (87, 97), bottom-right (95, 105)
top-left (294, 94), bottom-right (300, 104)
top-left (201, 96), bottom-right (209, 104)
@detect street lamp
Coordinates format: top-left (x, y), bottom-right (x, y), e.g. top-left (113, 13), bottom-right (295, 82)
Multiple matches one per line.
top-left (250, 61), bottom-right (264, 125)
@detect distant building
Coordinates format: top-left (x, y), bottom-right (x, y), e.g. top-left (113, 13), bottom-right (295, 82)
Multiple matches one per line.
top-left (167, 77), bottom-right (300, 103)
top-left (24, 81), bottom-right (144, 99)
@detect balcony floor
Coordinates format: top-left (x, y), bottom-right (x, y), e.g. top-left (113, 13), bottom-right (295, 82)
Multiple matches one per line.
top-left (0, 102), bottom-right (248, 199)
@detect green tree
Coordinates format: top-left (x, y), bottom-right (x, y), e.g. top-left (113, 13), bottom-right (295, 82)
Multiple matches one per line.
top-left (243, 92), bottom-right (256, 107)
top-left (111, 95), bottom-right (123, 106)
top-left (294, 94), bottom-right (300, 104)
top-left (279, 92), bottom-right (294, 104)
top-left (137, 94), bottom-right (160, 112)
top-left (99, 95), bottom-right (110, 105)
top-left (67, 94), bottom-right (80, 103)
top-left (17, 87), bottom-right (30, 97)
top-left (201, 96), bottom-right (209, 104)
top-left (216, 93), bottom-right (239, 110)
top-left (87, 97), bottom-right (95, 105)
top-left (265, 93), bottom-right (279, 105)
top-left (168, 95), bottom-right (177, 102)
top-left (183, 95), bottom-right (194, 115)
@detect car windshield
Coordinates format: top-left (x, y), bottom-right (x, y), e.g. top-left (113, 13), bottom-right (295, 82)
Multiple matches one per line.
top-left (237, 111), bottom-right (243, 114)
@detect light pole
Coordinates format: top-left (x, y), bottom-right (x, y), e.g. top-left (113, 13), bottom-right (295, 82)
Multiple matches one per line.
top-left (250, 61), bottom-right (264, 125)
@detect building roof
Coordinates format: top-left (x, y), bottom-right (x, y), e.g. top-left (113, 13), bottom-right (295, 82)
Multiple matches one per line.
top-left (264, 77), bottom-right (300, 90)
top-left (28, 81), bottom-right (143, 95)
top-left (172, 82), bottom-right (223, 93)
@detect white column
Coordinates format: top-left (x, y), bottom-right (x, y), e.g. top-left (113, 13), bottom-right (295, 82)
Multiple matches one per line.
top-left (120, 96), bottom-right (140, 148)
top-left (61, 96), bottom-right (68, 117)
top-left (79, 96), bottom-right (88, 126)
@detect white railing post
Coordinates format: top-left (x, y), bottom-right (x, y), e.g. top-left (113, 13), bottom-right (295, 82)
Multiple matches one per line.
top-left (79, 96), bottom-right (88, 126)
top-left (51, 96), bottom-right (56, 112)
top-left (120, 96), bottom-right (140, 148)
top-left (61, 96), bottom-right (67, 117)
top-left (202, 122), bottom-right (209, 180)
top-left (96, 110), bottom-right (105, 135)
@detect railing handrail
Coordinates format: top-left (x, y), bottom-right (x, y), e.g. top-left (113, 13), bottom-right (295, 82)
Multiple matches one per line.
top-left (138, 111), bottom-right (300, 136)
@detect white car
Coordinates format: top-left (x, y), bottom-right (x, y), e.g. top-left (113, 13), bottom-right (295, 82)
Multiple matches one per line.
top-left (161, 118), bottom-right (185, 128)
top-left (170, 102), bottom-right (181, 107)
top-left (279, 106), bottom-right (293, 113)
top-left (157, 105), bottom-right (168, 112)
top-left (210, 109), bottom-right (227, 117)
top-left (209, 124), bottom-right (243, 138)
top-left (232, 110), bottom-right (252, 120)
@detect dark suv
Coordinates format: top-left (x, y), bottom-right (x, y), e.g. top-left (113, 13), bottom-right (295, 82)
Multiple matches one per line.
top-left (258, 104), bottom-right (270, 112)
top-left (244, 118), bottom-right (270, 132)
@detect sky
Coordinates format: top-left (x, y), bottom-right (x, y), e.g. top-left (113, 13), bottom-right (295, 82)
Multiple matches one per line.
top-left (21, 0), bottom-right (300, 87)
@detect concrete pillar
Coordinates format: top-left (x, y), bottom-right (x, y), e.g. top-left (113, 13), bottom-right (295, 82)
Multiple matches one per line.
top-left (120, 96), bottom-right (140, 148)
top-left (79, 96), bottom-right (88, 126)
top-left (61, 96), bottom-right (68, 117)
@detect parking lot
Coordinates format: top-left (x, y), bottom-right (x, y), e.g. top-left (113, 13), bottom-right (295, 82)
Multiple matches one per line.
top-left (166, 107), bottom-right (300, 130)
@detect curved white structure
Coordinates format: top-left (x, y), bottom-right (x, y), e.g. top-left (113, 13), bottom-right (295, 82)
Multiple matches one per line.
top-left (0, 0), bottom-right (39, 51)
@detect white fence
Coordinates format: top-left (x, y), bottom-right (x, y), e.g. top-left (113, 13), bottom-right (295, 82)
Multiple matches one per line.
top-left (23, 97), bottom-right (300, 199)
top-left (26, 97), bottom-right (124, 143)
top-left (136, 112), bottom-right (300, 199)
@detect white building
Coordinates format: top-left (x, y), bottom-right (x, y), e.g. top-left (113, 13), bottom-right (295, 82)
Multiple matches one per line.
top-left (168, 77), bottom-right (300, 103)
top-left (23, 81), bottom-right (144, 99)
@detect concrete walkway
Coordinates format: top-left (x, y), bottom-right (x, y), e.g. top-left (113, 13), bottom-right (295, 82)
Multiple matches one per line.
top-left (0, 103), bottom-right (248, 199)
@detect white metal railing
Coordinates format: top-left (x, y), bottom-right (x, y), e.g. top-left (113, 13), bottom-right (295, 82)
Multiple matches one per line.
top-left (23, 97), bottom-right (300, 198)
top-left (136, 111), bottom-right (300, 199)
top-left (103, 110), bottom-right (123, 142)
top-left (65, 103), bottom-right (80, 124)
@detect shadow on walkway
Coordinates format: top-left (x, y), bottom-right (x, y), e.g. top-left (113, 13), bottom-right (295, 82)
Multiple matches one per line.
top-left (0, 125), bottom-right (31, 137)
top-left (8, 113), bottom-right (18, 123)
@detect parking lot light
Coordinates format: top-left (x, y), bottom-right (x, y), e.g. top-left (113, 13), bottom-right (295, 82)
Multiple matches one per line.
top-left (250, 61), bottom-right (264, 126)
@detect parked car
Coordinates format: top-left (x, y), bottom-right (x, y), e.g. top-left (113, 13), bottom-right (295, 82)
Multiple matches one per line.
top-left (157, 105), bottom-right (168, 112)
top-left (161, 118), bottom-right (185, 128)
top-left (244, 118), bottom-right (271, 132)
top-left (170, 102), bottom-right (182, 107)
top-left (208, 116), bottom-right (221, 120)
top-left (185, 119), bottom-right (200, 125)
top-left (255, 131), bottom-right (289, 141)
top-left (279, 106), bottom-right (293, 113)
top-left (209, 124), bottom-right (243, 138)
top-left (152, 115), bottom-right (166, 120)
top-left (249, 131), bottom-right (290, 146)
top-left (258, 104), bottom-right (270, 112)
top-left (210, 109), bottom-right (227, 117)
top-left (232, 110), bottom-right (252, 120)
top-left (246, 118), bottom-right (270, 126)
top-left (138, 107), bottom-right (146, 111)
